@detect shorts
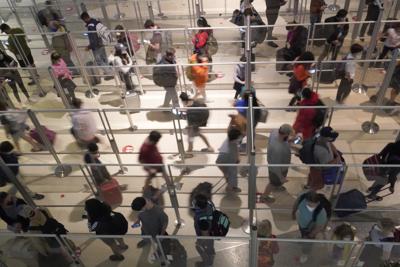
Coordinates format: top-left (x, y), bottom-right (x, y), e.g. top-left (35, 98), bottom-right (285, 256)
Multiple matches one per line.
top-left (188, 126), bottom-right (200, 142)
top-left (268, 170), bottom-right (283, 187)
top-left (17, 53), bottom-right (34, 67)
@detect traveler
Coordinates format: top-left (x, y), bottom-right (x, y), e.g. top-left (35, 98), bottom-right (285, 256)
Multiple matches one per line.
top-left (235, 91), bottom-right (261, 131)
top-left (114, 24), bottom-right (139, 57)
top-left (389, 63), bottom-right (400, 105)
top-left (366, 140), bottom-right (400, 201)
top-left (131, 196), bottom-right (169, 248)
top-left (359, 218), bottom-right (396, 267)
top-left (216, 128), bottom-right (242, 193)
top-left (335, 43), bottom-right (364, 104)
top-left (257, 219), bottom-right (279, 267)
top-left (318, 9), bottom-right (349, 61)
top-left (144, 19), bottom-right (164, 64)
top-left (50, 21), bottom-right (79, 75)
top-left (70, 98), bottom-right (99, 145)
top-left (359, 0), bottom-right (383, 41)
top-left (309, 0), bottom-right (326, 34)
top-left (0, 49), bottom-right (30, 103)
top-left (306, 127), bottom-right (342, 190)
top-left (378, 21), bottom-right (400, 60)
top-left (233, 55), bottom-right (246, 99)
top-left (0, 23), bottom-right (40, 85)
top-left (37, 0), bottom-right (63, 29)
top-left (0, 102), bottom-right (42, 152)
top-left (84, 199), bottom-right (129, 261)
top-left (51, 52), bottom-right (76, 104)
top-left (286, 22), bottom-right (308, 59)
top-left (0, 192), bottom-right (30, 233)
top-left (293, 88), bottom-right (319, 140)
top-left (180, 92), bottom-right (213, 156)
top-left (0, 141), bottom-right (44, 200)
top-left (84, 143), bottom-right (113, 186)
top-left (262, 124), bottom-right (293, 202)
top-left (154, 48), bottom-right (179, 107)
top-left (138, 131), bottom-right (164, 187)
top-left (193, 194), bottom-right (215, 235)
top-left (265, 0), bottom-right (284, 48)
top-left (292, 191), bottom-right (329, 264)
top-left (191, 53), bottom-right (209, 100)
top-left (113, 44), bottom-right (135, 92)
top-left (80, 12), bottom-right (114, 80)
top-left (288, 51), bottom-right (314, 107)
top-left (192, 17), bottom-right (213, 55)
top-left (331, 223), bottom-right (356, 266)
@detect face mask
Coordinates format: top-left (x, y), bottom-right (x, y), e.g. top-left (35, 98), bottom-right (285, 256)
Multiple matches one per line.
top-left (306, 204), bottom-right (316, 212)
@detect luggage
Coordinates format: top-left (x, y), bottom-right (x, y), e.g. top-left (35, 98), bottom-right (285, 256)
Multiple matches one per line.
top-left (122, 91), bottom-right (141, 113)
top-left (319, 63), bottom-right (337, 84)
top-left (257, 102), bottom-right (269, 123)
top-left (110, 211), bottom-right (128, 235)
top-left (276, 47), bottom-right (295, 73)
top-left (29, 126), bottom-right (56, 145)
top-left (161, 239), bottom-right (187, 267)
top-left (187, 100), bottom-right (209, 127)
top-left (362, 154), bottom-right (382, 181)
top-left (322, 167), bottom-right (344, 185)
top-left (99, 178), bottom-right (123, 209)
top-left (335, 189), bottom-right (367, 217)
top-left (210, 209), bottom-right (230, 236)
top-left (299, 138), bottom-right (317, 164)
top-left (207, 35), bottom-right (218, 56)
top-left (84, 61), bottom-right (101, 86)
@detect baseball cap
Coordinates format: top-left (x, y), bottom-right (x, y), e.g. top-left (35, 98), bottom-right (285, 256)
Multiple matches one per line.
top-left (278, 124), bottom-right (293, 136)
top-left (320, 126), bottom-right (339, 139)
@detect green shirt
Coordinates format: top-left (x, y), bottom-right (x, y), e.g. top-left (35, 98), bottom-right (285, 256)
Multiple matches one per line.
top-left (8, 28), bottom-right (31, 57)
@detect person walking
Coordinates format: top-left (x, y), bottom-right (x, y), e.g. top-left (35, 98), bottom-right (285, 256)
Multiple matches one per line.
top-left (286, 22), bottom-right (308, 59)
top-left (265, 0), bottom-right (284, 48)
top-left (0, 23), bottom-right (40, 85)
top-left (378, 21), bottom-right (400, 60)
top-left (80, 12), bottom-right (114, 80)
top-left (216, 128), bottom-right (242, 193)
top-left (51, 52), bottom-right (76, 104)
top-left (138, 131), bottom-right (164, 187)
top-left (114, 24), bottom-right (139, 57)
top-left (70, 98), bottom-right (99, 145)
top-left (0, 49), bottom-right (30, 103)
top-left (83, 143), bottom-right (113, 187)
top-left (293, 88), bottom-right (320, 140)
top-left (359, 0), bottom-right (383, 41)
top-left (233, 56), bottom-right (246, 99)
top-left (262, 124), bottom-right (293, 202)
top-left (309, 0), bottom-right (326, 34)
top-left (144, 19), bottom-right (164, 64)
top-left (258, 219), bottom-right (279, 267)
top-left (191, 53), bottom-right (209, 100)
top-left (0, 192), bottom-right (30, 233)
top-left (113, 44), bottom-right (135, 92)
top-left (37, 0), bottom-right (63, 30)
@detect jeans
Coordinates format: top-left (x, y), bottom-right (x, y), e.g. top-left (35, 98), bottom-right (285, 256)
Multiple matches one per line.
top-left (121, 72), bottom-right (135, 92)
top-left (336, 78), bottom-right (353, 103)
top-left (299, 227), bottom-right (314, 255)
top-left (378, 45), bottom-right (395, 60)
top-left (266, 8), bottom-right (280, 39)
top-left (93, 47), bottom-right (113, 76)
top-left (8, 175), bottom-right (36, 197)
top-left (360, 4), bottom-right (380, 37)
top-left (309, 13), bottom-right (322, 36)
top-left (163, 86), bottom-right (179, 107)
top-left (218, 165), bottom-right (238, 187)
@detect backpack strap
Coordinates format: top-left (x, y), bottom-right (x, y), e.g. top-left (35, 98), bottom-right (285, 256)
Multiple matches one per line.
top-left (294, 192), bottom-right (308, 213)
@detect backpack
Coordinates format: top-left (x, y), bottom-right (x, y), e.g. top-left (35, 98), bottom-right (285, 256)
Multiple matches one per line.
top-left (109, 212), bottom-right (128, 235)
top-left (153, 63), bottom-right (178, 87)
top-left (207, 34), bottom-right (218, 56)
top-left (187, 100), bottom-right (209, 127)
top-left (296, 193), bottom-right (332, 224)
top-left (95, 21), bottom-right (113, 45)
top-left (299, 137), bottom-right (318, 164)
top-left (312, 99), bottom-right (327, 128)
top-left (209, 210), bottom-right (230, 236)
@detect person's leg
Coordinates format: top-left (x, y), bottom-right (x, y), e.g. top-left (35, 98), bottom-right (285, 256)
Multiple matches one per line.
top-left (198, 132), bottom-right (213, 150)
top-left (102, 238), bottom-right (124, 260)
top-left (93, 47), bottom-right (113, 77)
top-left (266, 8), bottom-right (280, 39)
top-left (12, 70), bottom-right (30, 99)
top-left (378, 45), bottom-right (391, 60)
top-left (367, 5), bottom-right (380, 36)
top-left (169, 87), bottom-right (179, 107)
top-left (163, 87), bottom-right (173, 107)
top-left (318, 43), bottom-right (331, 62)
top-left (20, 133), bottom-right (41, 151)
top-left (331, 45), bottom-right (342, 60)
top-left (226, 166), bottom-right (239, 190)
top-left (8, 175), bottom-right (44, 199)
top-left (123, 72), bottom-right (135, 92)
top-left (336, 78), bottom-right (352, 103)
top-left (300, 228), bottom-right (313, 262)
top-left (8, 80), bottom-right (21, 103)
top-left (360, 5), bottom-right (373, 38)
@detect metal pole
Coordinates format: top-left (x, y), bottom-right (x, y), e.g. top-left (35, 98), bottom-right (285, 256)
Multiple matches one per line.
top-left (99, 0), bottom-right (111, 28)
top-left (327, 107), bottom-right (334, 126)
top-left (147, 1), bottom-right (155, 21)
top-left (114, 1), bottom-right (125, 19)
top-left (99, 110), bottom-right (128, 173)
top-left (72, 0), bottom-right (80, 17)
top-left (183, 28), bottom-right (191, 59)
top-left (171, 112), bottom-right (186, 161)
top-left (66, 31), bottom-right (95, 98)
top-left (6, 0), bottom-right (24, 30)
top-left (0, 82), bottom-right (16, 109)
top-left (194, 0), bottom-right (201, 19)
top-left (351, 0), bottom-right (366, 43)
top-left (293, 0), bottom-right (299, 21)
top-left (361, 48), bottom-right (399, 134)
top-left (344, 0), bottom-right (350, 12)
top-left (27, 109), bottom-right (72, 177)
top-left (0, 157), bottom-right (36, 207)
top-left (181, 65), bottom-right (188, 93)
top-left (29, 6), bottom-right (51, 50)
top-left (166, 164), bottom-right (185, 227)
top-left (352, 7), bottom-right (384, 94)
top-left (187, 0), bottom-right (194, 28)
top-left (199, 0), bottom-right (205, 15)
top-left (244, 6), bottom-right (252, 94)
top-left (79, 165), bottom-right (97, 196)
top-left (156, 0), bottom-right (165, 17)
top-left (331, 165), bottom-right (348, 207)
top-left (48, 67), bottom-right (71, 109)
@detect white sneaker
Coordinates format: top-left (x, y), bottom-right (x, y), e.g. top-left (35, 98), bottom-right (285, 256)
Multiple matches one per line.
top-left (299, 255), bottom-right (308, 264)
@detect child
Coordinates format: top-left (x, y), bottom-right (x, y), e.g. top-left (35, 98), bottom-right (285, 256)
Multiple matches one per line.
top-left (258, 219), bottom-right (279, 267)
top-left (331, 223), bottom-right (356, 266)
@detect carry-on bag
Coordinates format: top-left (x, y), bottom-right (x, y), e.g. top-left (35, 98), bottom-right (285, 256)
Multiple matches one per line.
top-left (29, 126), bottom-right (56, 145)
top-left (362, 154), bottom-right (382, 181)
top-left (99, 178), bottom-right (123, 209)
top-left (335, 189), bottom-right (367, 217)
top-left (276, 47), bottom-right (294, 73)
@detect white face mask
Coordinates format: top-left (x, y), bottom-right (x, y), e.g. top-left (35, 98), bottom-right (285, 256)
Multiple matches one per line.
top-left (306, 204), bottom-right (316, 212)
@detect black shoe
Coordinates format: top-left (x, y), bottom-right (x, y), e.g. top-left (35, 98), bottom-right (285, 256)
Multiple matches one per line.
top-left (109, 254), bottom-right (124, 261)
top-left (28, 80), bottom-right (36, 86)
top-left (137, 239), bottom-right (149, 248)
top-left (267, 41), bottom-right (279, 48)
top-left (32, 193), bottom-right (45, 200)
top-left (104, 76), bottom-right (114, 81)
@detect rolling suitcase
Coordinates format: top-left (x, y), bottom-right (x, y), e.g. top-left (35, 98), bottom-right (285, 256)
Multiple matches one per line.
top-left (121, 90), bottom-right (141, 113)
top-left (335, 189), bottom-right (367, 217)
top-left (83, 61), bottom-right (101, 86)
top-left (276, 47), bottom-right (294, 74)
top-left (99, 178), bottom-right (122, 209)
top-left (362, 154), bottom-right (382, 181)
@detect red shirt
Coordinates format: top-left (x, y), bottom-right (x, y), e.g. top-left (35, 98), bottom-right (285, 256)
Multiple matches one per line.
top-left (138, 141), bottom-right (163, 164)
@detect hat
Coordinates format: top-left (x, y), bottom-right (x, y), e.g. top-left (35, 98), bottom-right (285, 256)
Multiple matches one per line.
top-left (278, 124), bottom-right (293, 136)
top-left (0, 24), bottom-right (9, 33)
top-left (320, 126), bottom-right (339, 139)
top-left (18, 205), bottom-right (34, 218)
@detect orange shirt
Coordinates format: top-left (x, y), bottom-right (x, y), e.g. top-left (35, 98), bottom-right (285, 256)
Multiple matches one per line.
top-left (293, 64), bottom-right (310, 87)
top-left (191, 54), bottom-right (209, 87)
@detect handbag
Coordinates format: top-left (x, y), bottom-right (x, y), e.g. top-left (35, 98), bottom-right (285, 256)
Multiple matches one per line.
top-left (257, 102), bottom-right (268, 123)
top-left (362, 154), bottom-right (383, 181)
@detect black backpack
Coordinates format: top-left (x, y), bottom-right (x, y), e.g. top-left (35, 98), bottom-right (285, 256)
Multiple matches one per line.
top-left (153, 62), bottom-right (178, 88)
top-left (209, 210), bottom-right (230, 236)
top-left (299, 137), bottom-right (318, 164)
top-left (110, 212), bottom-right (128, 235)
top-left (312, 99), bottom-right (327, 128)
top-left (187, 100), bottom-right (209, 127)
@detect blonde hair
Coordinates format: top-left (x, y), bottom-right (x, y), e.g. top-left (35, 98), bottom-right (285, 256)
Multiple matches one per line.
top-left (258, 219), bottom-right (272, 238)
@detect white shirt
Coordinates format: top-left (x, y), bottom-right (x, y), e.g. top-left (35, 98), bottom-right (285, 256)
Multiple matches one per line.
top-left (345, 53), bottom-right (356, 79)
top-left (71, 110), bottom-right (97, 141)
top-left (384, 28), bottom-right (400, 48)
top-left (113, 55), bottom-right (132, 74)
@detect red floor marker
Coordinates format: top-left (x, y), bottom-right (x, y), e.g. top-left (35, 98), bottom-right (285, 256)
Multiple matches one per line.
top-left (60, 194), bottom-right (65, 198)
top-left (122, 145), bottom-right (133, 153)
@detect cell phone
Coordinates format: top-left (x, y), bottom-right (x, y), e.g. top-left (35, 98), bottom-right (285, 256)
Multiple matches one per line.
top-left (131, 223), bottom-right (141, 228)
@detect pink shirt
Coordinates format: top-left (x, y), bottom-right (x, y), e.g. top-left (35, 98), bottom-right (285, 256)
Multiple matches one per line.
top-left (52, 58), bottom-right (72, 80)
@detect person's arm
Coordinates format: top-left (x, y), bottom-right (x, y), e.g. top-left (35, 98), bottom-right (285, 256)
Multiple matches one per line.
top-left (292, 197), bottom-right (300, 220)
top-left (233, 65), bottom-right (245, 84)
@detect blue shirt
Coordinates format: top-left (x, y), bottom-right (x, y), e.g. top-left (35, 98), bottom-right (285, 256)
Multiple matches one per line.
top-left (296, 196), bottom-right (327, 229)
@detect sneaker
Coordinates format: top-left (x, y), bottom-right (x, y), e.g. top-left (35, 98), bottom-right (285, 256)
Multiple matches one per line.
top-left (267, 41), bottom-right (279, 48)
top-left (32, 193), bottom-right (45, 200)
top-left (299, 254), bottom-right (308, 264)
top-left (109, 254), bottom-right (124, 261)
top-left (137, 239), bottom-right (149, 248)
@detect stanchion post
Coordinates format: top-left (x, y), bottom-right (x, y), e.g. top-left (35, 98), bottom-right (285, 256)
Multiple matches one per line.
top-left (344, 0), bottom-right (350, 12)
top-left (394, 0), bottom-right (400, 18)
top-left (48, 67), bottom-right (71, 109)
top-left (79, 165), bottom-right (97, 196)
top-left (361, 48), bottom-right (399, 134)
top-left (27, 109), bottom-right (72, 177)
top-left (351, 1), bottom-right (366, 43)
top-left (0, 157), bottom-right (36, 207)
top-left (99, 0), bottom-right (111, 28)
top-left (114, 1), bottom-right (125, 19)
top-left (194, 0), bottom-right (201, 19)
top-left (147, 1), bottom-right (155, 21)
top-left (165, 164), bottom-right (185, 227)
top-left (29, 6), bottom-right (52, 50)
top-left (157, 0), bottom-right (165, 17)
top-left (352, 6), bottom-right (384, 94)
top-left (171, 111), bottom-right (186, 162)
